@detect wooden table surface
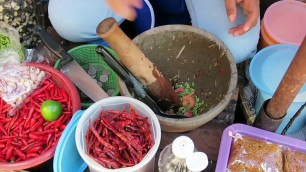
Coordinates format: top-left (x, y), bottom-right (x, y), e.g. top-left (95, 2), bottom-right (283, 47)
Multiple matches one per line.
top-left (154, 88), bottom-right (239, 172)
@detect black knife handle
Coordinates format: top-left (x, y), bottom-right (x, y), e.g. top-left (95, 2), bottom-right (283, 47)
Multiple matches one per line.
top-left (33, 26), bottom-right (72, 66)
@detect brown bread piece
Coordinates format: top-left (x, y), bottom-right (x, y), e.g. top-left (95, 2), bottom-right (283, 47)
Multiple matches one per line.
top-left (227, 134), bottom-right (283, 172)
top-left (283, 148), bottom-right (306, 172)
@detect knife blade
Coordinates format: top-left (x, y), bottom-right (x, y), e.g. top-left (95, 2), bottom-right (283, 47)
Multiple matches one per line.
top-left (34, 26), bottom-right (109, 102)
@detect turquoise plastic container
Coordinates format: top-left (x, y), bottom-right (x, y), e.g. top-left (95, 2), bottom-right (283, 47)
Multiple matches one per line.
top-left (250, 44), bottom-right (306, 134)
top-left (53, 111), bottom-right (87, 172)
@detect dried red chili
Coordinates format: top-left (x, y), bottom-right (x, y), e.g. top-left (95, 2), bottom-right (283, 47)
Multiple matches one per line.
top-left (85, 104), bottom-right (154, 169)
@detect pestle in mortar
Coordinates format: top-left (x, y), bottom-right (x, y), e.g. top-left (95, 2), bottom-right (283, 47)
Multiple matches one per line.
top-left (96, 17), bottom-right (181, 111)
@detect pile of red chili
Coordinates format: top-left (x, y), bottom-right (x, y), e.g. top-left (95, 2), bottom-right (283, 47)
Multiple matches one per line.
top-left (0, 78), bottom-right (72, 163)
top-left (86, 105), bottom-right (154, 169)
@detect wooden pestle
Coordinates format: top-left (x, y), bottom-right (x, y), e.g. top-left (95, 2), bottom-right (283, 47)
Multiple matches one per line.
top-left (266, 36), bottom-right (306, 119)
top-left (96, 18), bottom-right (181, 110)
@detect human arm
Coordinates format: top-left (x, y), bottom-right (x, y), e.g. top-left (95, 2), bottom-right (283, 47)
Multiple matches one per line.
top-left (106, 0), bottom-right (143, 21)
top-left (225, 0), bottom-right (259, 36)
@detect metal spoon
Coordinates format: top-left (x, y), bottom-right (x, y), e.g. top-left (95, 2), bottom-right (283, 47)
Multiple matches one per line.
top-left (96, 45), bottom-right (187, 119)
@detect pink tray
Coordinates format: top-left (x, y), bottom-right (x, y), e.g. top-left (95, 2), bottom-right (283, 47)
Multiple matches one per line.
top-left (216, 124), bottom-right (306, 171)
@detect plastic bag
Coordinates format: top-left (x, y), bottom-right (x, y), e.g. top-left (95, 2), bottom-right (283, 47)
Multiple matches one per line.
top-left (227, 133), bottom-right (283, 172)
top-left (0, 21), bottom-right (25, 66)
top-left (0, 63), bottom-right (48, 109)
top-left (283, 147), bottom-right (306, 171)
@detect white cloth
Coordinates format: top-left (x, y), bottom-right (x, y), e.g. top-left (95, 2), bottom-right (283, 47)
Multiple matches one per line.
top-left (185, 0), bottom-right (260, 63)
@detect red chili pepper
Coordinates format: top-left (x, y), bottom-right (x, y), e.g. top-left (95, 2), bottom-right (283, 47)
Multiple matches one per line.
top-left (90, 125), bottom-right (113, 150)
top-left (21, 139), bottom-right (28, 146)
top-left (12, 121), bottom-right (25, 132)
top-left (0, 143), bottom-right (5, 148)
top-left (59, 124), bottom-right (66, 131)
top-left (40, 141), bottom-right (53, 154)
top-left (7, 114), bottom-right (19, 134)
top-left (11, 117), bottom-right (24, 131)
top-left (26, 152), bottom-right (39, 159)
top-left (43, 121), bottom-right (56, 130)
top-left (26, 118), bottom-right (44, 133)
top-left (14, 146), bottom-right (27, 160)
top-left (2, 135), bottom-right (17, 139)
top-left (46, 133), bottom-right (53, 146)
top-left (0, 122), bottom-right (8, 135)
top-left (11, 141), bottom-right (22, 147)
top-left (30, 118), bottom-right (37, 127)
top-left (31, 99), bottom-right (41, 108)
top-left (42, 79), bottom-right (51, 85)
top-left (26, 145), bottom-right (42, 154)
top-left (128, 104), bottom-right (142, 118)
top-left (55, 131), bottom-right (63, 139)
top-left (61, 89), bottom-right (68, 100)
top-left (0, 98), bottom-right (3, 115)
top-left (49, 87), bottom-right (54, 97)
top-left (54, 115), bottom-right (65, 129)
top-left (30, 82), bottom-right (54, 98)
top-left (0, 117), bottom-right (11, 123)
top-left (44, 91), bottom-right (50, 100)
top-left (20, 141), bottom-right (44, 152)
top-left (32, 129), bottom-right (54, 135)
top-left (1, 145), bottom-right (8, 154)
top-left (24, 106), bottom-right (35, 128)
top-left (5, 146), bottom-right (13, 160)
top-left (29, 133), bottom-right (47, 141)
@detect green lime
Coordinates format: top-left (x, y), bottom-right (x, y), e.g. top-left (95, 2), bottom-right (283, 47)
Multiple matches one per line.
top-left (40, 100), bottom-right (63, 121)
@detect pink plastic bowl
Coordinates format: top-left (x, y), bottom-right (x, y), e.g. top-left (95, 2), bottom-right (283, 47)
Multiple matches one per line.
top-left (0, 63), bottom-right (81, 170)
top-left (263, 0), bottom-right (306, 46)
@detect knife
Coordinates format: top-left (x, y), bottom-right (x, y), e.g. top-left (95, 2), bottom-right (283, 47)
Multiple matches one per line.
top-left (96, 45), bottom-right (186, 119)
top-left (33, 26), bottom-right (109, 102)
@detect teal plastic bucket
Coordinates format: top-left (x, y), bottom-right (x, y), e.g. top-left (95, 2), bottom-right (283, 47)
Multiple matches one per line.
top-left (250, 44), bottom-right (306, 134)
top-left (53, 110), bottom-right (87, 172)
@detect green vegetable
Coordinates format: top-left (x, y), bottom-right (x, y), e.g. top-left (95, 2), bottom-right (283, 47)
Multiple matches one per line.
top-left (175, 82), bottom-right (204, 116)
top-left (0, 34), bottom-right (11, 50)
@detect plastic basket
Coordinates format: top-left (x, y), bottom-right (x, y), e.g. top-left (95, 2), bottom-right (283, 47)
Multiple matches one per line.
top-left (54, 44), bottom-right (120, 109)
top-left (0, 62), bottom-right (81, 170)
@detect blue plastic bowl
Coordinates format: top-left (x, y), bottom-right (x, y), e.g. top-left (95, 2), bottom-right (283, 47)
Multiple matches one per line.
top-left (250, 44), bottom-right (306, 134)
top-left (53, 110), bottom-right (87, 172)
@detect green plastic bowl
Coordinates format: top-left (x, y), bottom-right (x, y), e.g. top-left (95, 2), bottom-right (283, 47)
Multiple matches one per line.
top-left (54, 44), bottom-right (120, 109)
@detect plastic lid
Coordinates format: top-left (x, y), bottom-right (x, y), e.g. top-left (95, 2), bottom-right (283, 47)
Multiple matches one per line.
top-left (186, 152), bottom-right (209, 172)
top-left (172, 136), bottom-right (195, 159)
top-left (249, 44), bottom-right (306, 102)
top-left (263, 0), bottom-right (306, 46)
top-left (53, 110), bottom-right (87, 172)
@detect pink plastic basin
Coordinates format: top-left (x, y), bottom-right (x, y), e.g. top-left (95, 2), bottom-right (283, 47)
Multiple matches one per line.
top-left (263, 0), bottom-right (306, 46)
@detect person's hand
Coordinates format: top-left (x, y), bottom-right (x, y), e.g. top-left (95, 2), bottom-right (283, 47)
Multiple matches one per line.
top-left (106, 0), bottom-right (143, 21)
top-left (225, 0), bottom-right (259, 36)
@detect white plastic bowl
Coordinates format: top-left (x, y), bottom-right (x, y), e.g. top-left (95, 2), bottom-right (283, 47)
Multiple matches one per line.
top-left (75, 96), bottom-right (161, 172)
